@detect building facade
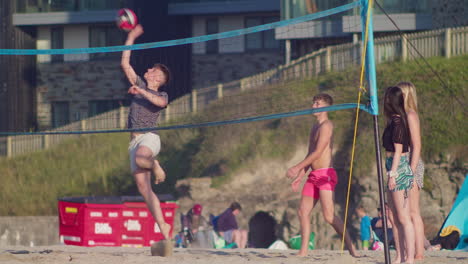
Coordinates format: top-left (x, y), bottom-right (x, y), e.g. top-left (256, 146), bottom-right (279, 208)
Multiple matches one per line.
top-left (10, 0), bottom-right (192, 130)
top-left (169, 0), bottom-right (283, 89)
top-left (278, 0), bottom-right (468, 61)
top-left (5, 0), bottom-right (282, 131)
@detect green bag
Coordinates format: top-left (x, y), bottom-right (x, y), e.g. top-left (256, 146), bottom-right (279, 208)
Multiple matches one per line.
top-left (289, 232), bottom-right (315, 250)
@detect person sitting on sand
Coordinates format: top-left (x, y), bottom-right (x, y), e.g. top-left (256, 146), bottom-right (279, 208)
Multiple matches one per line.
top-left (217, 202), bottom-right (248, 249)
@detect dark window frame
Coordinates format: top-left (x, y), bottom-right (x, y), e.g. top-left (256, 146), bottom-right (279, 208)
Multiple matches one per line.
top-left (244, 16), bottom-right (281, 51)
top-left (51, 101), bottom-right (70, 128)
top-left (205, 17), bottom-right (219, 54)
top-left (89, 24), bottom-right (124, 60)
top-left (50, 27), bottom-right (64, 62)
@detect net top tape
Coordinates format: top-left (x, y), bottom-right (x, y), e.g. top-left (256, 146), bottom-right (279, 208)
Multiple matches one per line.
top-left (0, 2), bottom-right (360, 55)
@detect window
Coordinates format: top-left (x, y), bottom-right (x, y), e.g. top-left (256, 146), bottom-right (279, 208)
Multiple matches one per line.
top-left (51, 101), bottom-right (69, 128)
top-left (88, 99), bottom-right (129, 118)
top-left (51, 27), bottom-right (64, 62)
top-left (245, 16), bottom-right (281, 51)
top-left (89, 25), bottom-right (124, 60)
top-left (205, 18), bottom-right (219, 54)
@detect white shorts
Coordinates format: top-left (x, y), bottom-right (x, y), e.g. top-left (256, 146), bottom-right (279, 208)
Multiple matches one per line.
top-left (128, 133), bottom-right (161, 173)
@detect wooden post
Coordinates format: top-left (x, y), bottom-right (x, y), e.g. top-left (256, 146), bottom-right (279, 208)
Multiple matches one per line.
top-left (6, 136), bottom-right (12, 158)
top-left (119, 106), bottom-right (126, 129)
top-left (165, 105), bottom-right (170, 122)
top-left (401, 33), bottom-right (408, 62)
top-left (445, 28), bottom-right (452, 58)
top-left (191, 89), bottom-right (197, 113)
top-left (325, 47), bottom-right (332, 72)
top-left (217, 83), bottom-right (223, 99)
top-left (80, 120), bottom-right (87, 131)
top-left (43, 134), bottom-right (49, 149)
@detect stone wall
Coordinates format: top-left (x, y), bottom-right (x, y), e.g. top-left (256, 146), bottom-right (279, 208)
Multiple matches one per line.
top-left (432, 0), bottom-right (468, 29)
top-left (192, 51), bottom-right (284, 89)
top-left (0, 216), bottom-right (58, 247)
top-left (36, 60), bottom-right (128, 130)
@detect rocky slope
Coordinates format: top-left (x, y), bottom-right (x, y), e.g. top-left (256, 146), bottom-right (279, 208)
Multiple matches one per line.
top-left (173, 146), bottom-right (466, 249)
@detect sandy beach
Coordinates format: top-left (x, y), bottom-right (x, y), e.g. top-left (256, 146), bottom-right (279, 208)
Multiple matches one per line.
top-left (0, 246), bottom-right (467, 264)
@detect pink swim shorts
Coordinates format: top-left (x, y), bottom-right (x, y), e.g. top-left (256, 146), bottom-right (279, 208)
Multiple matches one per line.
top-left (302, 168), bottom-right (338, 199)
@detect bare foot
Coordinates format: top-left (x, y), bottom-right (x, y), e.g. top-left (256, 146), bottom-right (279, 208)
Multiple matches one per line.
top-left (152, 160), bottom-right (166, 184)
top-left (160, 222), bottom-right (172, 240)
top-left (393, 258), bottom-right (401, 264)
top-left (297, 250), bottom-right (308, 257)
top-left (349, 245), bottom-right (361, 258)
top-left (415, 255), bottom-right (424, 261)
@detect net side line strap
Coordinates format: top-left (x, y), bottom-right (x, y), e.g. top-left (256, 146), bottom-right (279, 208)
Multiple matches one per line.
top-left (0, 103), bottom-right (370, 136)
top-left (0, 1), bottom-right (360, 55)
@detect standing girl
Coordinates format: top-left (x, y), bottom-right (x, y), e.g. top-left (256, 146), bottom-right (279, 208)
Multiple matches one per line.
top-left (398, 81), bottom-right (426, 260)
top-left (383, 86), bottom-right (416, 264)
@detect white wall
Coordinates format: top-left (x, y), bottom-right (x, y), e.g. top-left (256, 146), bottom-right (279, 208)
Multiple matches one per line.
top-left (37, 25), bottom-right (90, 63)
top-left (37, 26), bottom-right (51, 63)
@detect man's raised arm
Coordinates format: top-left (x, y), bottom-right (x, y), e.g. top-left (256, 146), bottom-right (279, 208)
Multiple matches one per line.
top-left (121, 24), bottom-right (143, 85)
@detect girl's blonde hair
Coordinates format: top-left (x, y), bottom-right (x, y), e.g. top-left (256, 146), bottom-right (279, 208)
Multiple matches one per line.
top-left (396, 81), bottom-right (418, 112)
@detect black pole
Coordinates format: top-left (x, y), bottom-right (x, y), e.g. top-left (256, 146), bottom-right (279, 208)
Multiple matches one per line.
top-left (373, 115), bottom-right (391, 264)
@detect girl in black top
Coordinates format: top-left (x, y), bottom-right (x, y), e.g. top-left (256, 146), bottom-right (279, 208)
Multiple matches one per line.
top-left (383, 86), bottom-right (416, 264)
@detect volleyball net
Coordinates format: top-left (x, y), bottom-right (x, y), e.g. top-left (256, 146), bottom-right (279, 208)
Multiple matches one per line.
top-left (0, 1), bottom-right (377, 140)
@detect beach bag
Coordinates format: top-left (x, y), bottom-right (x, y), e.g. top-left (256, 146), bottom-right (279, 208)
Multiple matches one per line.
top-left (268, 240), bottom-right (289, 250)
top-left (289, 233), bottom-right (315, 250)
top-left (372, 241), bottom-right (384, 251)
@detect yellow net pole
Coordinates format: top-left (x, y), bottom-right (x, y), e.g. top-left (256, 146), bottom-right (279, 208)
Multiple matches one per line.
top-left (340, 0), bottom-right (373, 253)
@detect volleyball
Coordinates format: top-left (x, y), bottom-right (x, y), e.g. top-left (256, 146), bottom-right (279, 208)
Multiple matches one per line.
top-left (116, 8), bottom-right (138, 32)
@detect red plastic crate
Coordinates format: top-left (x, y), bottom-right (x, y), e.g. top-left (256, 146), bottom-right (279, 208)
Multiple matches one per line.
top-left (58, 198), bottom-right (122, 247)
top-left (121, 202), bottom-right (151, 247)
top-left (58, 196), bottom-right (178, 247)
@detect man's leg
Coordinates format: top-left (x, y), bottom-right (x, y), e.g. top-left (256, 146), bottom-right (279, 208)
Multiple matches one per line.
top-left (133, 163), bottom-right (171, 240)
top-left (135, 145), bottom-right (166, 184)
top-left (319, 190), bottom-right (359, 257)
top-left (297, 195), bottom-right (318, 256)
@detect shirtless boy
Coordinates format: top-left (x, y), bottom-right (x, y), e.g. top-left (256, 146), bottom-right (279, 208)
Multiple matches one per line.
top-left (287, 93), bottom-right (359, 257)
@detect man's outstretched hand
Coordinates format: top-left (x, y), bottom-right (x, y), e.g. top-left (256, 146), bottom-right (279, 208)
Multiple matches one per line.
top-left (128, 24), bottom-right (144, 40)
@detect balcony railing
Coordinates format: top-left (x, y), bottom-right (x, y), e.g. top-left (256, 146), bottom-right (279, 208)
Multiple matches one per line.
top-left (16, 0), bottom-right (124, 13)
